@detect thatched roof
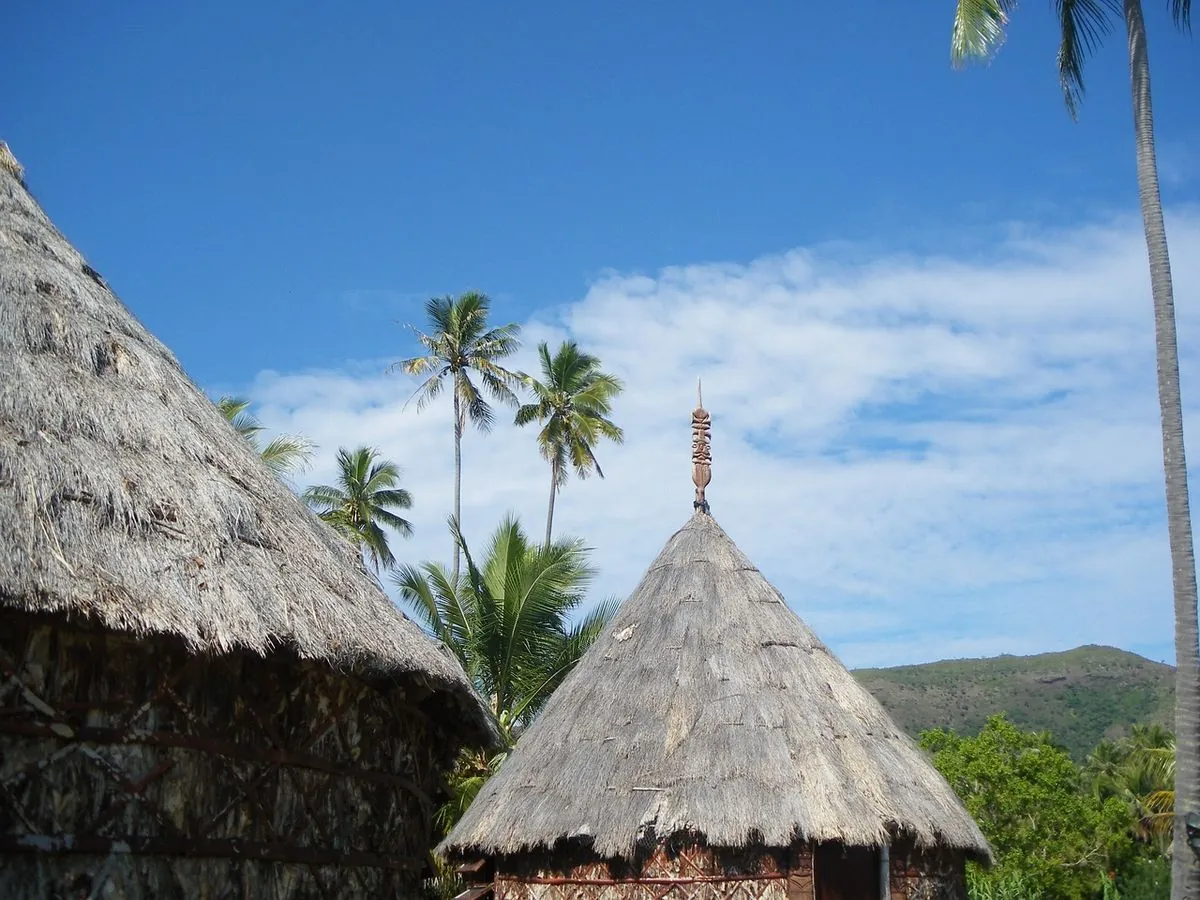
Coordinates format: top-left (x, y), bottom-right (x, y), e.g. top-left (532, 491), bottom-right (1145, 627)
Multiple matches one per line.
top-left (443, 509), bottom-right (991, 861)
top-left (0, 146), bottom-right (494, 746)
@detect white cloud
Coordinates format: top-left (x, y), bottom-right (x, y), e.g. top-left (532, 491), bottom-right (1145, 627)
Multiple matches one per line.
top-left (245, 211), bottom-right (1200, 669)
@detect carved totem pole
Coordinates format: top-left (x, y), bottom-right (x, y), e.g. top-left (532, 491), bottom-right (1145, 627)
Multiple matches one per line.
top-left (692, 381), bottom-right (712, 512)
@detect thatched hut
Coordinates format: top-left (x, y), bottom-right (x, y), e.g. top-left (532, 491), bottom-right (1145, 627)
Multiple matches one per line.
top-left (443, 398), bottom-right (990, 899)
top-left (0, 143), bottom-right (497, 898)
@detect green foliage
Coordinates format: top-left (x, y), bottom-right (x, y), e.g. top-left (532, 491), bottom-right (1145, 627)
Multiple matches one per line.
top-left (966, 866), bottom-right (1044, 900)
top-left (216, 395), bottom-right (315, 478)
top-left (516, 339), bottom-right (625, 529)
top-left (1085, 726), bottom-right (1176, 850)
top-left (1114, 856), bottom-right (1171, 900)
top-left (951, 0), bottom-right (1192, 117)
top-left (302, 446), bottom-right (413, 572)
top-left (393, 291), bottom-right (522, 576)
top-left (922, 715), bottom-right (1135, 899)
top-left (396, 514), bottom-right (616, 837)
top-left (418, 855), bottom-right (465, 900)
top-left (396, 291), bottom-right (523, 436)
top-left (855, 645), bottom-right (1175, 761)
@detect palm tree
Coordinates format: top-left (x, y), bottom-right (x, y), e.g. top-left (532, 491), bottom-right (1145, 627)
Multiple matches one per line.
top-left (396, 513), bottom-right (613, 735)
top-left (394, 514), bottom-right (616, 833)
top-left (951, 4), bottom-right (1198, 893)
top-left (303, 445), bottom-right (413, 572)
top-left (393, 292), bottom-right (521, 580)
top-left (1140, 740), bottom-right (1178, 843)
top-left (1086, 738), bottom-right (1129, 801)
top-left (516, 341), bottom-right (625, 546)
top-left (216, 396), bottom-right (315, 478)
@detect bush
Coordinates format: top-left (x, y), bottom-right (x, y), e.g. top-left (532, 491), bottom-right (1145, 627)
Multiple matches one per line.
top-left (966, 866), bottom-right (1044, 899)
top-left (1115, 856), bottom-right (1170, 900)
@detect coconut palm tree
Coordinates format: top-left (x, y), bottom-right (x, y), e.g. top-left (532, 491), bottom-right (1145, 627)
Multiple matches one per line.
top-left (216, 396), bottom-right (315, 478)
top-left (951, 4), bottom-right (1198, 892)
top-left (1086, 738), bottom-right (1129, 801)
top-left (303, 445), bottom-right (413, 572)
top-left (516, 341), bottom-right (625, 546)
top-left (395, 514), bottom-right (616, 835)
top-left (1140, 740), bottom-right (1178, 842)
top-left (393, 292), bottom-right (521, 580)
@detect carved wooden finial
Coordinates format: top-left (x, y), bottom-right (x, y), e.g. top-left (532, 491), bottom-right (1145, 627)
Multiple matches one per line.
top-left (691, 380), bottom-right (711, 513)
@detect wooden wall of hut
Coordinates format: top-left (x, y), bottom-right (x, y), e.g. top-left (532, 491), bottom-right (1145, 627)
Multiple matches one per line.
top-left (482, 839), bottom-right (966, 900)
top-left (0, 609), bottom-right (459, 899)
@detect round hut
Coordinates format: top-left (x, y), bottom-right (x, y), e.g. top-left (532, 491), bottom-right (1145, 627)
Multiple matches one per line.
top-left (0, 142), bottom-right (497, 898)
top-left (442, 396), bottom-right (991, 899)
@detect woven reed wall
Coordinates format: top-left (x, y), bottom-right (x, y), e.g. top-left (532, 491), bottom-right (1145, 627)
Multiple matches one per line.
top-left (482, 839), bottom-right (966, 900)
top-left (1, 609), bottom-right (459, 899)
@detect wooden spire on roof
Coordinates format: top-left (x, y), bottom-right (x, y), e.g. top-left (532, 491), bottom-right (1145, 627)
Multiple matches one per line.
top-left (692, 379), bottom-right (711, 513)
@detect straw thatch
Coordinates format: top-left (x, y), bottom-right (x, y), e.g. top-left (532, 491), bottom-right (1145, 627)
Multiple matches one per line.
top-left (0, 145), bottom-right (492, 740)
top-left (444, 509), bottom-right (991, 863)
top-left (0, 142), bottom-right (23, 181)
top-left (0, 143), bottom-right (500, 896)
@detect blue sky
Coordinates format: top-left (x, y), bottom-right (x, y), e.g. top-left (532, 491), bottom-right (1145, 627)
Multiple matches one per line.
top-left (5, 1), bottom-right (1199, 667)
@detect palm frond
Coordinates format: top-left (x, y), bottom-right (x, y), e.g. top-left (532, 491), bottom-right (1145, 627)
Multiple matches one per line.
top-left (302, 484), bottom-right (345, 511)
top-left (388, 345), bottom-right (441, 376)
top-left (374, 507), bottom-right (414, 537)
top-left (515, 402), bottom-right (548, 427)
top-left (361, 521), bottom-right (396, 572)
top-left (216, 396), bottom-right (262, 441)
top-left (365, 459), bottom-right (404, 492)
top-left (569, 436), bottom-right (604, 481)
top-left (424, 295), bottom-right (458, 337)
top-left (477, 365), bottom-right (522, 409)
top-left (371, 487), bottom-right (413, 508)
top-left (951, 0), bottom-right (1017, 65)
top-left (406, 370), bottom-right (447, 413)
top-left (1055, 0), bottom-right (1120, 118)
top-left (1171, 0), bottom-right (1192, 30)
top-left (456, 371), bottom-right (495, 432)
top-left (474, 324), bottom-right (523, 360)
top-left (259, 434), bottom-right (315, 477)
top-left (317, 508), bottom-right (361, 549)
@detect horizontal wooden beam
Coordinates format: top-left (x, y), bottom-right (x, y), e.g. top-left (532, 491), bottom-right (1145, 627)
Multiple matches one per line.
top-left (0, 719), bottom-right (431, 810)
top-left (503, 872), bottom-right (787, 885)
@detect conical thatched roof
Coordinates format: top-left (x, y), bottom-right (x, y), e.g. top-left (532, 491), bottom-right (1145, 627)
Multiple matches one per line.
top-left (0, 147), bottom-right (494, 745)
top-left (443, 509), bottom-right (991, 861)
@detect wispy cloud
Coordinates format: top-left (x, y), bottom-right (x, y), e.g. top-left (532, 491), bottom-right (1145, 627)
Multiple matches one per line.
top-left (1157, 138), bottom-right (1196, 189)
top-left (245, 211), bottom-right (1200, 669)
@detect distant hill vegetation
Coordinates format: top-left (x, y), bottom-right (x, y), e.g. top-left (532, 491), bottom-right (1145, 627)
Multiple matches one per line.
top-left (853, 645), bottom-right (1175, 760)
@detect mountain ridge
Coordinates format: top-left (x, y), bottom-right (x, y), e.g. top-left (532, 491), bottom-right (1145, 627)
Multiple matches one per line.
top-left (852, 644), bottom-right (1176, 760)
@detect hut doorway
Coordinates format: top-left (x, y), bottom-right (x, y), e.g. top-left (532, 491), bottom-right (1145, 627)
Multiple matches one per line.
top-left (814, 844), bottom-right (881, 900)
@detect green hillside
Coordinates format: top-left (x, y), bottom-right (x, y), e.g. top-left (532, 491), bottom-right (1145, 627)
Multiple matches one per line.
top-left (853, 645), bottom-right (1175, 760)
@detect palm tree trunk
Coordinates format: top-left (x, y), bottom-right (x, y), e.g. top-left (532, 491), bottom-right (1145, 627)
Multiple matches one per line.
top-left (453, 391), bottom-right (463, 582)
top-left (545, 462), bottom-right (558, 548)
top-left (1123, 2), bottom-right (1200, 895)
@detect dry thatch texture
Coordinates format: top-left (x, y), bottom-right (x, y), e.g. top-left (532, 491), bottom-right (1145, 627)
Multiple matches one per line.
top-left (444, 511), bottom-right (991, 862)
top-left (0, 151), bottom-right (493, 745)
top-left (0, 143), bottom-right (22, 181)
top-left (2, 610), bottom-right (460, 898)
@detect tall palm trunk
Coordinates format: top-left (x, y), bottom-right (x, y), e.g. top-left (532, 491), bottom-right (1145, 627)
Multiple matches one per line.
top-left (453, 391), bottom-right (463, 581)
top-left (1123, 2), bottom-right (1200, 894)
top-left (545, 461), bottom-right (559, 548)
